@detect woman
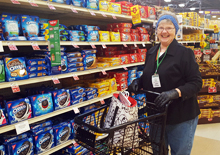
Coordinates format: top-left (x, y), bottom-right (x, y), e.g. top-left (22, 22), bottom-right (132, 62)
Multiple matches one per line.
top-left (128, 11), bottom-right (202, 155)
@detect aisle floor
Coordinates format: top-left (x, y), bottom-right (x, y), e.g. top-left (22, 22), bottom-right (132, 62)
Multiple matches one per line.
top-left (191, 123), bottom-right (220, 155)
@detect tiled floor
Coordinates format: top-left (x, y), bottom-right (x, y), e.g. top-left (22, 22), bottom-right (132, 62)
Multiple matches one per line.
top-left (191, 123), bottom-right (220, 155)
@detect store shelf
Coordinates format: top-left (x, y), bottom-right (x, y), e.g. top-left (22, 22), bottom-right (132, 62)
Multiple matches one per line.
top-left (0, 0), bottom-right (155, 24)
top-left (155, 41), bottom-right (200, 44)
top-left (182, 25), bottom-right (203, 30)
top-left (0, 62), bottom-right (144, 89)
top-left (39, 140), bottom-right (73, 155)
top-left (0, 92), bottom-right (115, 134)
top-left (204, 28), bottom-right (214, 31)
top-left (1, 41), bottom-right (49, 46)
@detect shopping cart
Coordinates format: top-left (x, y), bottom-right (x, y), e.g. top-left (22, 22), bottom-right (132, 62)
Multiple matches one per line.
top-left (74, 90), bottom-right (170, 155)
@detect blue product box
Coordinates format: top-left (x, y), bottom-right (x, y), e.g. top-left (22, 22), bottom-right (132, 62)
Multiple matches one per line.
top-left (60, 30), bottom-right (69, 35)
top-left (47, 0), bottom-right (64, 3)
top-left (30, 93), bottom-right (54, 117)
top-left (71, 97), bottom-right (86, 105)
top-left (68, 57), bottom-right (83, 63)
top-left (27, 37), bottom-right (45, 41)
top-left (82, 103), bottom-right (96, 112)
top-left (61, 55), bottom-right (68, 73)
top-left (4, 57), bottom-right (29, 82)
top-left (67, 62), bottom-right (83, 68)
top-left (6, 98), bottom-right (32, 124)
top-left (68, 67), bottom-right (84, 72)
top-left (0, 33), bottom-right (5, 40)
top-left (69, 87), bottom-right (85, 95)
top-left (28, 70), bottom-right (47, 78)
top-left (128, 77), bottom-right (137, 84)
top-left (0, 145), bottom-right (5, 155)
top-left (52, 89), bottom-right (71, 111)
top-left (27, 65), bottom-right (47, 72)
top-left (1, 133), bottom-right (28, 145)
top-left (33, 128), bottom-right (54, 154)
top-left (0, 107), bottom-right (7, 127)
top-left (86, 93), bottom-right (98, 100)
top-left (26, 58), bottom-right (46, 66)
top-left (135, 94), bottom-right (146, 107)
top-left (10, 137), bottom-right (34, 155)
top-left (136, 71), bottom-right (143, 78)
top-left (81, 49), bottom-right (96, 55)
top-left (53, 122), bottom-right (71, 146)
top-left (31, 120), bottom-right (52, 130)
top-left (86, 31), bottom-right (99, 41)
top-left (128, 73), bottom-right (136, 78)
top-left (70, 119), bottom-right (75, 137)
top-left (45, 55), bottom-right (62, 75)
top-left (39, 23), bottom-right (49, 30)
top-left (72, 0), bottom-right (86, 7)
top-left (69, 30), bottom-right (85, 36)
top-left (59, 24), bottom-right (67, 30)
top-left (31, 126), bottom-right (53, 136)
top-left (79, 25), bottom-right (100, 32)
top-left (71, 92), bottom-right (86, 100)
top-left (86, 0), bottom-right (99, 10)
top-left (60, 35), bottom-right (69, 41)
top-left (128, 70), bottom-right (136, 75)
top-left (65, 144), bottom-right (84, 154)
top-left (7, 36), bottom-right (27, 41)
top-left (66, 52), bottom-right (82, 58)
top-left (66, 0), bottom-right (72, 5)
top-left (21, 15), bottom-right (39, 37)
top-left (85, 88), bottom-right (97, 96)
top-left (83, 53), bottom-right (96, 69)
top-left (69, 36), bottom-right (85, 41)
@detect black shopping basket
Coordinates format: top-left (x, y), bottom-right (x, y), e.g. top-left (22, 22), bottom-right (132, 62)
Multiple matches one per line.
top-left (74, 90), bottom-right (170, 155)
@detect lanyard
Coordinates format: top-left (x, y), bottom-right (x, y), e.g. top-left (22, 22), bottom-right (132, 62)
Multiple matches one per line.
top-left (155, 46), bottom-right (169, 74)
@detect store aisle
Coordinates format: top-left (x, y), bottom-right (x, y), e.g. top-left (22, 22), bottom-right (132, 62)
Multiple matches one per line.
top-left (191, 123), bottom-right (220, 155)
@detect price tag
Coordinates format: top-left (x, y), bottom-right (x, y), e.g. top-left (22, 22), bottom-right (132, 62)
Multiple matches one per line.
top-left (101, 13), bottom-right (107, 17)
top-left (89, 43), bottom-right (96, 49)
top-left (123, 66), bottom-right (128, 70)
top-left (90, 11), bottom-right (96, 16)
top-left (70, 5), bottom-right (78, 13)
top-left (142, 43), bottom-right (145, 47)
top-left (72, 139), bottom-right (77, 145)
top-left (47, 2), bottom-right (56, 10)
top-left (102, 43), bottom-right (107, 49)
top-left (208, 118), bottom-right (213, 121)
top-left (153, 21), bottom-right (156, 28)
top-left (100, 99), bottom-right (105, 105)
top-left (28, 0), bottom-right (38, 7)
top-left (0, 41), bottom-right (4, 52)
top-left (7, 42), bottom-right (18, 51)
top-left (73, 107), bottom-right (80, 114)
top-left (112, 15), bottom-right (117, 19)
top-left (11, 0), bottom-right (20, 4)
top-left (15, 120), bottom-right (30, 135)
top-left (186, 42), bottom-right (188, 45)
top-left (123, 44), bottom-right (127, 47)
top-left (134, 43), bottom-right (137, 47)
top-left (194, 42), bottom-right (195, 45)
top-left (31, 42), bottom-right (40, 50)
top-left (208, 87), bottom-right (217, 93)
top-left (101, 70), bottom-right (107, 75)
top-left (10, 83), bottom-right (20, 93)
top-left (73, 74), bottom-right (79, 80)
top-left (52, 77), bottom-right (60, 84)
top-left (186, 26), bottom-right (188, 29)
top-left (71, 42), bottom-right (79, 48)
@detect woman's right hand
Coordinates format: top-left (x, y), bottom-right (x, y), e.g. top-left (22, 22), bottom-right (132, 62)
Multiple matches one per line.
top-left (128, 79), bottom-right (140, 94)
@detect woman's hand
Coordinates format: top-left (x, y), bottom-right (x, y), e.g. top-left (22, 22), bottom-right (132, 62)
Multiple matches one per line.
top-left (127, 79), bottom-right (140, 94)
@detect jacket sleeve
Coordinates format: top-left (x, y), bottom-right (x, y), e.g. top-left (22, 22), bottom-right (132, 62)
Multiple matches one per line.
top-left (177, 48), bottom-right (202, 101)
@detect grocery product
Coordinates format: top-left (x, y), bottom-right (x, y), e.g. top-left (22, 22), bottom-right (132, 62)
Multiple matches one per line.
top-left (99, 31), bottom-right (110, 42)
top-left (52, 89), bottom-right (71, 110)
top-left (0, 60), bottom-right (5, 82)
top-left (53, 122), bottom-right (72, 145)
top-left (86, 0), bottom-right (99, 10)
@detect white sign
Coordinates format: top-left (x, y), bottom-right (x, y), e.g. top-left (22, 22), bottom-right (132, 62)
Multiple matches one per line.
top-left (15, 120), bottom-right (30, 135)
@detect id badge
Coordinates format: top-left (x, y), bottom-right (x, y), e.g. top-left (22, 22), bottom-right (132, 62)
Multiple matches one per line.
top-left (152, 74), bottom-right (161, 88)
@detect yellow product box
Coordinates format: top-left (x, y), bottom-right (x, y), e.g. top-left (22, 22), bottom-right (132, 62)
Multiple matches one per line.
top-left (97, 62), bottom-right (110, 68)
top-left (44, 35), bottom-right (50, 40)
top-left (110, 32), bottom-right (121, 42)
top-left (99, 31), bottom-right (110, 42)
top-left (106, 78), bottom-right (117, 92)
top-left (98, 87), bottom-right (109, 93)
top-left (89, 81), bottom-right (110, 89)
top-left (97, 57), bottom-right (121, 62)
top-left (185, 35), bottom-right (190, 41)
top-left (109, 62), bottom-right (120, 66)
top-left (98, 91), bottom-right (109, 97)
top-left (99, 1), bottom-right (109, 12)
top-left (108, 3), bottom-right (121, 14)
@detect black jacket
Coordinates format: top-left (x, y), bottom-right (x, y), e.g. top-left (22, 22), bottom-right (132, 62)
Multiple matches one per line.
top-left (140, 39), bottom-right (202, 125)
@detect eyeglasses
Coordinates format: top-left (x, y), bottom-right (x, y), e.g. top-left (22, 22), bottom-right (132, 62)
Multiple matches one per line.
top-left (157, 27), bottom-right (175, 32)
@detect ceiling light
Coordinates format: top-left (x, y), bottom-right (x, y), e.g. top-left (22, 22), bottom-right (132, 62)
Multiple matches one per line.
top-left (179, 3), bottom-right (185, 7)
top-left (213, 16), bottom-right (216, 18)
top-left (199, 11), bottom-right (204, 13)
top-left (218, 18), bottom-right (220, 19)
top-left (190, 8), bottom-right (196, 11)
top-left (164, 0), bottom-right (171, 2)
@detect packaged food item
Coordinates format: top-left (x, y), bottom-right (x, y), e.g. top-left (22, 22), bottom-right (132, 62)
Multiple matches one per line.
top-left (85, 87), bottom-right (98, 96)
top-left (10, 137), bottom-right (34, 155)
top-left (90, 81), bottom-right (109, 89)
top-left (27, 65), bottom-right (47, 72)
top-left (120, 32), bottom-right (131, 41)
top-left (0, 105), bottom-right (7, 127)
top-left (138, 49), bottom-right (147, 53)
top-left (71, 98), bottom-right (85, 105)
top-left (98, 87), bottom-right (109, 93)
top-left (131, 33), bottom-right (140, 41)
top-left (138, 5), bottom-right (148, 18)
top-left (108, 3), bottom-right (121, 14)
top-left (72, 0), bottom-right (86, 7)
top-left (110, 32), bottom-right (121, 42)
top-left (87, 93), bottom-right (98, 100)
top-left (60, 35), bottom-right (69, 41)
top-left (99, 31), bottom-right (110, 42)
top-left (97, 62), bottom-right (110, 68)
top-left (71, 92), bottom-right (86, 100)
top-left (40, 29), bottom-right (49, 35)
top-left (69, 87), bottom-right (85, 95)
top-left (68, 67), bottom-right (84, 72)
top-left (68, 57), bottom-right (83, 63)
top-left (83, 54), bottom-right (96, 69)
top-left (31, 120), bottom-right (52, 130)
top-left (104, 51), bottom-right (116, 57)
top-left (116, 54), bottom-right (130, 64)
top-left (68, 62), bottom-right (83, 68)
top-left (109, 62), bottom-right (120, 66)
top-left (136, 71), bottom-right (143, 78)
top-left (81, 49), bottom-right (97, 55)
top-left (75, 25), bottom-right (100, 32)
top-left (30, 93), bottom-right (54, 117)
top-left (0, 145), bottom-right (5, 155)
top-left (137, 53), bottom-right (146, 62)
top-left (114, 28), bottom-right (131, 33)
top-left (21, 15), bottom-right (39, 37)
top-left (53, 122), bottom-right (72, 145)
top-left (7, 36), bottom-right (26, 41)
top-left (146, 6), bottom-right (156, 20)
top-left (26, 58), bottom-right (46, 66)
top-left (69, 30), bottom-right (85, 36)
top-left (66, 52), bottom-right (82, 58)
top-left (59, 24), bottom-right (67, 30)
top-left (69, 36), bottom-right (85, 41)
top-left (52, 89), bottom-right (71, 110)
top-left (98, 91), bottom-right (108, 97)
top-left (129, 53), bottom-right (138, 63)
top-left (136, 27), bottom-right (147, 34)
top-left (0, 60), bottom-right (5, 82)
top-left (86, 0), bottom-right (99, 10)
top-left (86, 31), bottom-right (99, 41)
top-left (4, 57), bottom-right (28, 82)
top-left (131, 29), bottom-right (138, 33)
top-left (99, 1), bottom-right (109, 12)
top-left (97, 57), bottom-right (120, 62)
top-left (140, 33), bottom-right (149, 41)
top-left (28, 70), bottom-right (47, 78)
top-left (117, 81), bottom-right (128, 91)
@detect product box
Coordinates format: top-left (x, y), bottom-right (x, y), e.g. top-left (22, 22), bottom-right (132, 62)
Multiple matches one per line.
top-left (86, 0), bottom-right (99, 10)
top-left (146, 6), bottom-right (156, 20)
top-left (27, 65), bottom-right (47, 72)
top-left (129, 53), bottom-right (138, 63)
top-left (86, 31), bottom-right (99, 42)
top-left (67, 57), bottom-right (83, 63)
top-left (110, 32), bottom-right (121, 42)
top-left (68, 67), bottom-right (84, 72)
top-left (53, 122), bottom-right (71, 146)
top-left (72, 0), bottom-right (86, 7)
top-left (75, 25), bottom-right (100, 32)
top-left (83, 54), bottom-right (96, 69)
top-left (61, 55), bottom-right (68, 73)
top-left (86, 93), bottom-right (98, 100)
top-left (52, 89), bottom-right (71, 110)
top-left (6, 98), bottom-right (32, 124)
top-left (69, 36), bottom-right (85, 41)
top-left (109, 2), bottom-right (121, 14)
top-left (9, 137), bottom-right (34, 155)
top-left (0, 106), bottom-right (7, 127)
top-left (68, 62), bottom-right (83, 68)
top-left (131, 33), bottom-right (140, 41)
top-left (66, 52), bottom-right (82, 58)
top-left (7, 36), bottom-right (27, 41)
top-left (69, 87), bottom-right (85, 95)
top-left (30, 93), bottom-right (54, 117)
top-left (71, 97), bottom-right (86, 105)
top-left (120, 32), bottom-right (131, 41)
top-left (0, 60), bottom-right (5, 82)
top-left (140, 33), bottom-right (149, 41)
top-left (0, 145), bottom-right (5, 155)
top-left (69, 30), bottom-right (85, 37)
top-left (117, 81), bottom-right (128, 91)
top-left (114, 28), bottom-right (131, 33)
top-left (26, 58), bottom-right (46, 66)
top-left (28, 70), bottom-right (47, 78)
top-left (71, 92), bottom-right (86, 100)
top-left (136, 71), bottom-right (143, 78)
top-left (99, 1), bottom-right (109, 12)
top-left (60, 35), bottom-right (69, 41)
top-left (31, 120), bottom-right (53, 130)
top-left (21, 15), bottom-right (39, 37)
top-left (137, 53), bottom-right (146, 62)
top-left (85, 88), bottom-right (97, 96)
top-left (99, 31), bottom-right (110, 42)
top-left (60, 30), bottom-right (69, 35)
top-left (4, 57), bottom-right (28, 82)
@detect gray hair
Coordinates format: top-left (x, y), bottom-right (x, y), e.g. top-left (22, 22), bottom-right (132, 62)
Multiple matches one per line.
top-left (158, 11), bottom-right (179, 24)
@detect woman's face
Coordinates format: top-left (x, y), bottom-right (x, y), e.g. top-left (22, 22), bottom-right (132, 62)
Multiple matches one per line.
top-left (157, 20), bottom-right (176, 46)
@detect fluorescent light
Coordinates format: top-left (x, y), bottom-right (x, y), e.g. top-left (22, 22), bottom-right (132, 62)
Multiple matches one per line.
top-left (179, 3), bottom-right (185, 7)
top-left (199, 11), bottom-right (204, 13)
top-left (218, 18), bottom-right (220, 19)
top-left (213, 16), bottom-right (216, 18)
top-left (164, 0), bottom-right (171, 2)
top-left (190, 8), bottom-right (196, 11)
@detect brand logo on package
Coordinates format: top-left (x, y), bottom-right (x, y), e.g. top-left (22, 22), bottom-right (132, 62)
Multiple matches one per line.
top-left (49, 20), bottom-right (58, 26)
top-left (13, 105), bottom-right (26, 114)
top-left (9, 65), bottom-right (25, 72)
top-left (39, 136), bottom-right (51, 144)
top-left (17, 144), bottom-right (29, 154)
top-left (59, 129), bottom-right (69, 137)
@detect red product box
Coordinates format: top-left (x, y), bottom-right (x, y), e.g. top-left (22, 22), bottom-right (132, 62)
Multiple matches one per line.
top-left (138, 5), bottom-right (148, 18)
top-left (117, 1), bottom-right (133, 6)
top-left (117, 50), bottom-right (127, 55)
top-left (137, 53), bottom-right (146, 62)
top-left (105, 51), bottom-right (117, 57)
top-left (117, 81), bottom-right (128, 91)
top-left (109, 71), bottom-right (128, 78)
top-left (121, 8), bottom-right (130, 12)
top-left (114, 28), bottom-right (131, 33)
top-left (131, 29), bottom-right (138, 33)
top-left (136, 27), bottom-right (148, 34)
top-left (115, 54), bottom-right (130, 64)
top-left (106, 46), bottom-right (118, 51)
top-left (131, 33), bottom-right (140, 41)
top-left (140, 34), bottom-right (149, 41)
top-left (129, 53), bottom-right (138, 63)
top-left (116, 77), bottom-right (128, 83)
top-left (121, 12), bottom-right (131, 16)
top-left (137, 49), bottom-right (147, 53)
top-left (146, 6), bottom-right (156, 20)
top-left (120, 33), bottom-right (131, 41)
top-left (115, 23), bottom-right (132, 28)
